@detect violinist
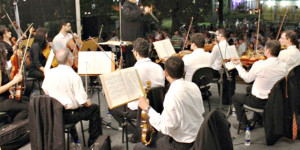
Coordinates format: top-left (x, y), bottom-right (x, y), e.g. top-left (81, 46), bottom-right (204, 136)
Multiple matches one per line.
top-left (278, 30), bottom-right (300, 72)
top-left (110, 38), bottom-right (165, 143)
top-left (28, 28), bottom-right (47, 81)
top-left (0, 43), bottom-right (28, 122)
top-left (182, 33), bottom-right (212, 81)
top-left (52, 20), bottom-right (73, 51)
top-left (0, 28), bottom-right (14, 61)
top-left (135, 56), bottom-right (204, 150)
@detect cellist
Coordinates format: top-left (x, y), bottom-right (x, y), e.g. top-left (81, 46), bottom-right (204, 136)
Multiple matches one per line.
top-left (0, 43), bottom-right (28, 122)
top-left (28, 28), bottom-right (47, 81)
top-left (52, 20), bottom-right (75, 52)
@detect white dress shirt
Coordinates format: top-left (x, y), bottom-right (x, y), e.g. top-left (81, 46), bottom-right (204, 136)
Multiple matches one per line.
top-left (235, 57), bottom-right (287, 99)
top-left (148, 78), bottom-right (204, 143)
top-left (42, 65), bottom-right (88, 109)
top-left (182, 48), bottom-right (212, 81)
top-left (127, 58), bottom-right (165, 110)
top-left (278, 45), bottom-right (300, 73)
top-left (238, 42), bottom-right (246, 56)
top-left (210, 40), bottom-right (229, 70)
top-left (52, 32), bottom-right (73, 51)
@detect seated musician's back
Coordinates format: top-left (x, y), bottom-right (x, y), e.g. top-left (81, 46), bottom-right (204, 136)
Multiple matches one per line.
top-left (135, 56), bottom-right (204, 150)
top-left (42, 48), bottom-right (101, 146)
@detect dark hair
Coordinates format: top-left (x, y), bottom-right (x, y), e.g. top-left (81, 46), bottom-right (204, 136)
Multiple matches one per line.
top-left (133, 38), bottom-right (149, 58)
top-left (0, 43), bottom-right (7, 75)
top-left (165, 56), bottom-right (184, 79)
top-left (190, 33), bottom-right (205, 48)
top-left (60, 20), bottom-right (70, 28)
top-left (283, 30), bottom-right (298, 47)
top-left (0, 28), bottom-right (9, 42)
top-left (34, 27), bottom-right (47, 49)
top-left (217, 28), bottom-right (226, 37)
top-left (265, 40), bottom-right (281, 57)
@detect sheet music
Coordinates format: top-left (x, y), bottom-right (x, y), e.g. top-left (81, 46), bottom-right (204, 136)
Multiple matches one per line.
top-left (78, 51), bottom-right (114, 75)
top-left (44, 49), bottom-right (55, 73)
top-left (221, 45), bottom-right (239, 70)
top-left (100, 67), bottom-right (144, 109)
top-left (121, 68), bottom-right (144, 101)
top-left (101, 71), bottom-right (128, 108)
top-left (153, 39), bottom-right (176, 58)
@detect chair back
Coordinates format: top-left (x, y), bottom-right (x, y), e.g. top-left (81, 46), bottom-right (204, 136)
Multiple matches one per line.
top-left (190, 109), bottom-right (233, 150)
top-left (147, 87), bottom-right (166, 114)
top-left (192, 67), bottom-right (214, 90)
top-left (29, 95), bottom-right (65, 150)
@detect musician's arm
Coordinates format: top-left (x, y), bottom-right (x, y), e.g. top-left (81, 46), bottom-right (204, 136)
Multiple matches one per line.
top-left (73, 75), bottom-right (89, 107)
top-left (210, 46), bottom-right (218, 67)
top-left (0, 74), bottom-right (22, 94)
top-left (32, 44), bottom-right (44, 72)
top-left (235, 62), bottom-right (258, 83)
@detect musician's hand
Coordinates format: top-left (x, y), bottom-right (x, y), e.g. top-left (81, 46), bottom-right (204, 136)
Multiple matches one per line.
top-left (73, 33), bottom-right (78, 39)
top-left (83, 99), bottom-right (92, 107)
top-left (143, 6), bottom-right (151, 14)
top-left (138, 96), bottom-right (149, 110)
top-left (12, 73), bottom-right (23, 84)
top-left (231, 57), bottom-right (240, 65)
top-left (161, 57), bottom-right (169, 64)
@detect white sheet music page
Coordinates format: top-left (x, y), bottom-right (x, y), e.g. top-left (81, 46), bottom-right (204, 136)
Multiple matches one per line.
top-left (44, 49), bottom-right (55, 74)
top-left (153, 39), bottom-right (176, 58)
top-left (78, 51), bottom-right (113, 75)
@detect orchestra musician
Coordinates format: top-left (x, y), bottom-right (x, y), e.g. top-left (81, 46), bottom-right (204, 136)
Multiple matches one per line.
top-left (109, 38), bottom-right (165, 143)
top-left (210, 28), bottom-right (236, 105)
top-left (278, 30), bottom-right (300, 72)
top-left (231, 40), bottom-right (287, 130)
top-left (42, 48), bottom-right (102, 146)
top-left (0, 43), bottom-right (28, 123)
top-left (182, 33), bottom-right (212, 82)
top-left (0, 28), bottom-right (14, 62)
top-left (121, 0), bottom-right (150, 67)
top-left (135, 56), bottom-right (204, 150)
top-left (52, 20), bottom-right (73, 52)
top-left (28, 27), bottom-right (47, 81)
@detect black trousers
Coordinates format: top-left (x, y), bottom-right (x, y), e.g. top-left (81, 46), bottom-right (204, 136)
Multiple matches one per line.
top-left (213, 69), bottom-right (236, 105)
top-left (28, 69), bottom-right (44, 81)
top-left (233, 93), bottom-right (267, 124)
top-left (109, 106), bottom-right (139, 139)
top-left (0, 97), bottom-right (29, 122)
top-left (134, 132), bottom-right (194, 150)
top-left (63, 104), bottom-right (102, 146)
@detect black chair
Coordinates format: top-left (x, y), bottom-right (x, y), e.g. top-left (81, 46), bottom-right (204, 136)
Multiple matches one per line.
top-left (29, 95), bottom-right (86, 150)
top-left (26, 77), bottom-right (43, 95)
top-left (192, 67), bottom-right (214, 111)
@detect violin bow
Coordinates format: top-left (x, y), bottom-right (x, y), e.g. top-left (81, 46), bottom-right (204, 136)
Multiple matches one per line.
top-left (275, 7), bottom-right (289, 40)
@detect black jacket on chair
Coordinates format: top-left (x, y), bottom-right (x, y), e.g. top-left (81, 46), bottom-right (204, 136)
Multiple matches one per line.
top-left (191, 109), bottom-right (233, 150)
top-left (264, 78), bottom-right (293, 145)
top-left (29, 95), bottom-right (65, 150)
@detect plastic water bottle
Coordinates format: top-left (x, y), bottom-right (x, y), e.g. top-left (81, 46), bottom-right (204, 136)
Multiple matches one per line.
top-left (245, 127), bottom-right (251, 146)
top-left (232, 106), bottom-right (236, 116)
top-left (107, 112), bottom-right (112, 128)
top-left (70, 139), bottom-right (76, 150)
top-left (76, 140), bottom-right (82, 150)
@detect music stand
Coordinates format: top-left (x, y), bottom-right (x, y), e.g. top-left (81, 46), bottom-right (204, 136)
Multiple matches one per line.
top-left (80, 38), bottom-right (99, 51)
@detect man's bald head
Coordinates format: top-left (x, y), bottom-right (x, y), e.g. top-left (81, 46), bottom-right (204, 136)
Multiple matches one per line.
top-left (56, 49), bottom-right (73, 65)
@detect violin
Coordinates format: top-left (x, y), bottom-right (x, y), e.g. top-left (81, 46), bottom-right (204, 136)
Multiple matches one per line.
top-left (141, 81), bottom-right (155, 146)
top-left (66, 31), bottom-right (83, 70)
top-left (204, 43), bottom-right (215, 52)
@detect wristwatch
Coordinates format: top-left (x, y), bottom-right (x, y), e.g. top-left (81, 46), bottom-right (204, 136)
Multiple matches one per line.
top-left (145, 106), bottom-right (151, 113)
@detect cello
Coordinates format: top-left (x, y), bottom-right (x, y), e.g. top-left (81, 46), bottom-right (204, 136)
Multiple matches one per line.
top-left (66, 30), bottom-right (83, 70)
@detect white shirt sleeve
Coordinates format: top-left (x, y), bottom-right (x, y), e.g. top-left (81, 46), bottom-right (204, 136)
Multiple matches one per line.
top-left (148, 95), bottom-right (181, 133)
top-left (127, 100), bottom-right (138, 110)
top-left (210, 46), bottom-right (218, 67)
top-left (236, 63), bottom-right (257, 83)
top-left (73, 75), bottom-right (88, 105)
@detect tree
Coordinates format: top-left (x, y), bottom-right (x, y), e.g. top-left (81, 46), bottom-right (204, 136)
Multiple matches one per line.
top-left (144, 0), bottom-right (211, 32)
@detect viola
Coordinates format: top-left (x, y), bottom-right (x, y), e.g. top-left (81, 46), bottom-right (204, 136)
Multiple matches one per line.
top-left (141, 81), bottom-right (154, 146)
top-left (66, 31), bottom-right (83, 70)
top-left (42, 44), bottom-right (58, 68)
